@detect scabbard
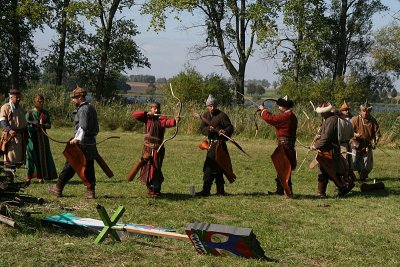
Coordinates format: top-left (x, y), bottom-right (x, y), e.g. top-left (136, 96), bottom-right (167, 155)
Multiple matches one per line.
top-left (95, 153), bottom-right (113, 178)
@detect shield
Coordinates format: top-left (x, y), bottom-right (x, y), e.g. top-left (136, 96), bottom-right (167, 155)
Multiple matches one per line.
top-left (215, 141), bottom-right (236, 183)
top-left (271, 146), bottom-right (292, 196)
top-left (63, 143), bottom-right (90, 187)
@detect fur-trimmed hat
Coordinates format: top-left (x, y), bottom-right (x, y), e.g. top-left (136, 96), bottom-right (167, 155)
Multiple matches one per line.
top-left (206, 94), bottom-right (217, 106)
top-left (8, 88), bottom-right (20, 96)
top-left (276, 95), bottom-right (294, 108)
top-left (315, 101), bottom-right (333, 114)
top-left (340, 100), bottom-right (350, 111)
top-left (70, 86), bottom-right (87, 98)
top-left (360, 99), bottom-right (372, 111)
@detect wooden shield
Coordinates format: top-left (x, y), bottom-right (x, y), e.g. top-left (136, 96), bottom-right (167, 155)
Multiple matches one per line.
top-left (316, 151), bottom-right (336, 180)
top-left (215, 141), bottom-right (236, 183)
top-left (271, 146), bottom-right (291, 196)
top-left (63, 143), bottom-right (90, 187)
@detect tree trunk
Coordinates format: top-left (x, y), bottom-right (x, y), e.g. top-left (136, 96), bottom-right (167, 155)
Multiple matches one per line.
top-left (55, 0), bottom-right (70, 86)
top-left (334, 0), bottom-right (348, 82)
top-left (95, 0), bottom-right (120, 100)
top-left (10, 0), bottom-right (20, 90)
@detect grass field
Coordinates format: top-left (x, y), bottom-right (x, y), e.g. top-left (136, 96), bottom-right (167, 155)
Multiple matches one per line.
top-left (1, 128), bottom-right (399, 267)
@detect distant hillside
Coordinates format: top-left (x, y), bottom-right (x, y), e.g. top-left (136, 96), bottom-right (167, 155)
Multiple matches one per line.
top-left (127, 82), bottom-right (166, 93)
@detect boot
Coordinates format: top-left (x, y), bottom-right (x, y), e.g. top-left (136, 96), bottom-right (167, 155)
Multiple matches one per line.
top-left (316, 181), bottom-right (327, 198)
top-left (268, 178), bottom-right (284, 195)
top-left (360, 182), bottom-right (385, 192)
top-left (337, 182), bottom-right (355, 197)
top-left (284, 181), bottom-right (294, 199)
top-left (216, 183), bottom-right (226, 196)
top-left (48, 180), bottom-right (65, 197)
top-left (196, 182), bottom-right (212, 197)
top-left (86, 188), bottom-right (95, 199)
top-left (359, 170), bottom-right (369, 182)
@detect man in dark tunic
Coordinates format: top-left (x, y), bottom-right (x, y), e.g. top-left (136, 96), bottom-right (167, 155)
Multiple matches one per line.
top-left (196, 94), bottom-right (235, 197)
top-left (132, 102), bottom-right (179, 197)
top-left (259, 96), bottom-right (297, 199)
top-left (311, 101), bottom-right (354, 197)
top-left (49, 87), bottom-right (99, 199)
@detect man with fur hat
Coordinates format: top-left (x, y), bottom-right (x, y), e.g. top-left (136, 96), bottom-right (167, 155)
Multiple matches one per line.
top-left (195, 94), bottom-right (235, 196)
top-left (311, 101), bottom-right (354, 197)
top-left (132, 102), bottom-right (180, 197)
top-left (49, 86), bottom-right (99, 199)
top-left (258, 96), bottom-right (297, 199)
top-left (0, 89), bottom-right (27, 164)
top-left (351, 100), bottom-right (381, 181)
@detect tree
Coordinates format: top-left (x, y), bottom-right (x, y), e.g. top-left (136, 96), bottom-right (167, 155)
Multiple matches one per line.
top-left (0, 0), bottom-right (46, 91)
top-left (247, 83), bottom-right (256, 95)
top-left (278, 0), bottom-right (328, 84)
top-left (391, 89), bottom-right (398, 99)
top-left (255, 84), bottom-right (265, 95)
top-left (146, 82), bottom-right (156, 95)
top-left (142, 0), bottom-right (279, 104)
top-left (329, 0), bottom-right (386, 82)
top-left (371, 22), bottom-right (400, 75)
top-left (167, 66), bottom-right (234, 105)
top-left (63, 0), bottom-right (149, 99)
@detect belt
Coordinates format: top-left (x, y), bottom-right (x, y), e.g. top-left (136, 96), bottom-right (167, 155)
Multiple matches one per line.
top-left (277, 136), bottom-right (296, 145)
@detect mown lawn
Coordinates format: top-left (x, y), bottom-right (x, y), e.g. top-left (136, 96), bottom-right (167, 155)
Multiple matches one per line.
top-left (0, 127), bottom-right (399, 267)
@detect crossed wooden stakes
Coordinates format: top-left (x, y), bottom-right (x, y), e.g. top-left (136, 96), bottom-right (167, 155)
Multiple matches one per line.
top-left (94, 204), bottom-right (189, 244)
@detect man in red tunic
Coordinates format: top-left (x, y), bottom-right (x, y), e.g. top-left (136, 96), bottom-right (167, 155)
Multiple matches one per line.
top-left (258, 96), bottom-right (297, 199)
top-left (132, 102), bottom-right (180, 197)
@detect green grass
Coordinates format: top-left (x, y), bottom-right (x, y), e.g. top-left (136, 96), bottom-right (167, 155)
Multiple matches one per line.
top-left (1, 128), bottom-right (399, 267)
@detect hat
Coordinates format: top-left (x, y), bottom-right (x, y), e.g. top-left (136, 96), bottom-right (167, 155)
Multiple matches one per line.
top-left (70, 86), bottom-right (87, 98)
top-left (276, 95), bottom-right (294, 108)
top-left (340, 100), bottom-right (350, 111)
top-left (205, 94), bottom-right (217, 106)
top-left (9, 88), bottom-right (20, 96)
top-left (315, 101), bottom-right (333, 114)
top-left (360, 99), bottom-right (372, 111)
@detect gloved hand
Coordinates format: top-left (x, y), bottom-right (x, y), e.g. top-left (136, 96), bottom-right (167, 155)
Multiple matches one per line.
top-left (309, 145), bottom-right (316, 151)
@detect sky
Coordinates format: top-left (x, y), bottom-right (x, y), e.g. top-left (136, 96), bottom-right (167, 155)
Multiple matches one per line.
top-left (33, 0), bottom-right (400, 83)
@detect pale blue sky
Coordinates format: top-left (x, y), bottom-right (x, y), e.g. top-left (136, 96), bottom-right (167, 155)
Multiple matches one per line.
top-left (34, 0), bottom-right (400, 82)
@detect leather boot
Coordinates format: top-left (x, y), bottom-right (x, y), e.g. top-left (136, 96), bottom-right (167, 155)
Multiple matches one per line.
top-left (359, 170), bottom-right (369, 182)
top-left (48, 180), bottom-right (66, 197)
top-left (196, 182), bottom-right (212, 197)
top-left (216, 183), bottom-right (226, 196)
top-left (268, 178), bottom-right (284, 195)
top-left (316, 180), bottom-right (327, 198)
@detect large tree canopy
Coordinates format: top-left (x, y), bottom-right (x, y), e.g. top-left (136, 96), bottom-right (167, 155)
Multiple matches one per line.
top-left (142, 0), bottom-right (279, 104)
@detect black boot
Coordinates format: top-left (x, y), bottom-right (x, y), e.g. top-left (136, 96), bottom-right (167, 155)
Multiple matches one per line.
top-left (216, 183), bottom-right (226, 196)
top-left (268, 178), bottom-right (284, 195)
top-left (196, 182), bottom-right (212, 197)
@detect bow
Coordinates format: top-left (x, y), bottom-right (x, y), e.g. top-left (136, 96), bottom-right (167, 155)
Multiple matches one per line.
top-left (157, 83), bottom-right (182, 153)
top-left (194, 112), bottom-right (251, 158)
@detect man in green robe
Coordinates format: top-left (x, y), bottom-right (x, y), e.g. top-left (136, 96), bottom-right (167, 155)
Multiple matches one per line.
top-left (25, 95), bottom-right (57, 183)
